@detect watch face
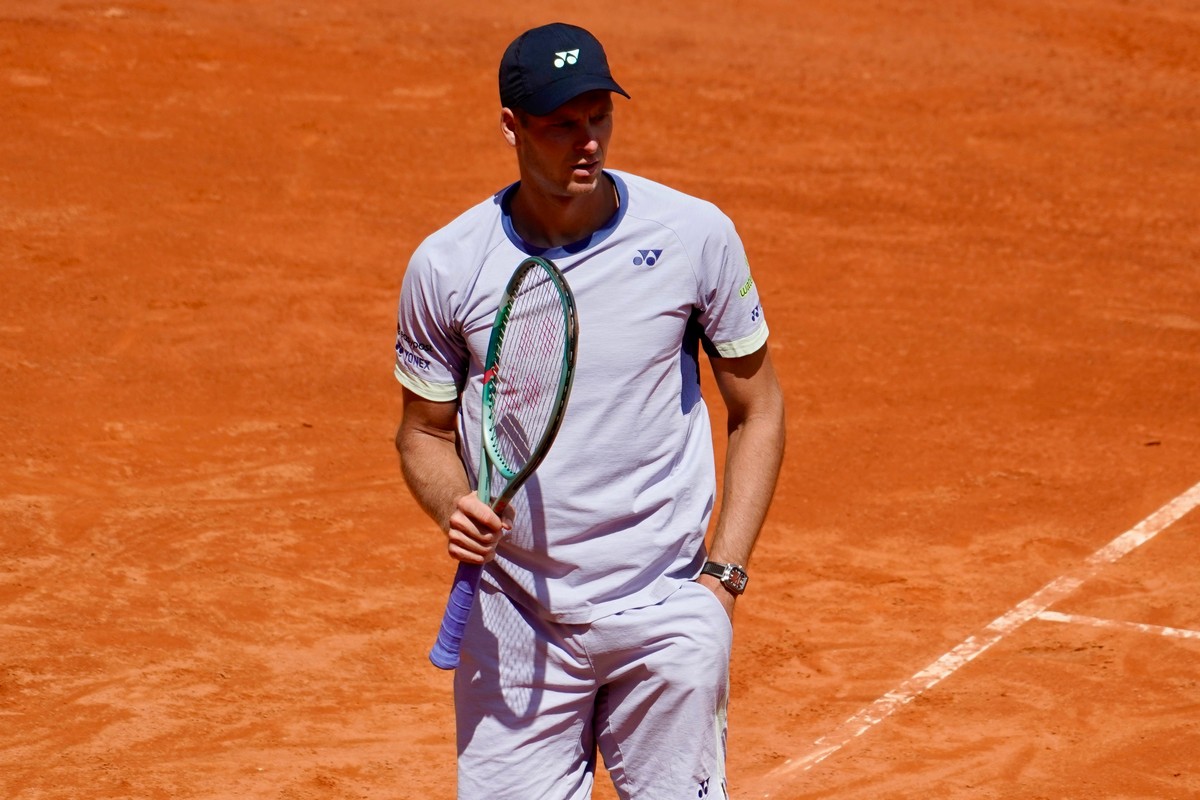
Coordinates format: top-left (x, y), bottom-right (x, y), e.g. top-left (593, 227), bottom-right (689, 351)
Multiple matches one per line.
top-left (726, 567), bottom-right (748, 592)
top-left (703, 561), bottom-right (748, 594)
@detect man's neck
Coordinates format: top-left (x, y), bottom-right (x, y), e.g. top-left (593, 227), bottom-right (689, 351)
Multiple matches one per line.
top-left (509, 174), bottom-right (618, 250)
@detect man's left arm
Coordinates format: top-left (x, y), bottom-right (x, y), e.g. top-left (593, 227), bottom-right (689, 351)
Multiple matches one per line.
top-left (699, 344), bottom-right (786, 617)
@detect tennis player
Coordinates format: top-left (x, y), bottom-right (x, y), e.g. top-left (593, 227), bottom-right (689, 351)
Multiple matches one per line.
top-left (393, 22), bottom-right (785, 800)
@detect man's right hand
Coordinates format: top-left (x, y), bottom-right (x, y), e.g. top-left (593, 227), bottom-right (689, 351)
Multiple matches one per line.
top-left (445, 493), bottom-right (509, 565)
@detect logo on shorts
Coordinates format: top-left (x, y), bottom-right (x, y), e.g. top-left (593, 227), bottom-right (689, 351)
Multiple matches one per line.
top-left (554, 49), bottom-right (580, 68)
top-left (698, 776), bottom-right (728, 798)
top-left (750, 303), bottom-right (761, 323)
top-left (633, 248), bottom-right (663, 267)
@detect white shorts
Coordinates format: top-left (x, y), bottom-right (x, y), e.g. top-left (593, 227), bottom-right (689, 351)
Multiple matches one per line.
top-left (454, 579), bottom-right (734, 800)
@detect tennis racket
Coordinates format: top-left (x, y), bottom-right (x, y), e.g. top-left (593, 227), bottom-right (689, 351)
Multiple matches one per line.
top-left (428, 255), bottom-right (579, 670)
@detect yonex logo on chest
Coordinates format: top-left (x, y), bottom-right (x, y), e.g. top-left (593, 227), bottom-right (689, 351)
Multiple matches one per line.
top-left (553, 49), bottom-right (579, 68)
top-left (633, 249), bottom-right (663, 267)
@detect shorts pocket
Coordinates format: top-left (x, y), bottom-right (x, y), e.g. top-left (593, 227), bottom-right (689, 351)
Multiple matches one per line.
top-left (683, 579), bottom-right (734, 647)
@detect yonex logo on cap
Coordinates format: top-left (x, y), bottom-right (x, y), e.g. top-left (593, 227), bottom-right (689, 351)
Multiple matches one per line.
top-left (554, 49), bottom-right (580, 68)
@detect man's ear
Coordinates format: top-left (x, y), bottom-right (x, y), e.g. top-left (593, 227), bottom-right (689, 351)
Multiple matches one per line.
top-left (500, 108), bottom-right (519, 147)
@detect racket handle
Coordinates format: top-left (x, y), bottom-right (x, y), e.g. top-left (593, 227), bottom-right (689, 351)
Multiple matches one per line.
top-left (428, 562), bottom-right (483, 670)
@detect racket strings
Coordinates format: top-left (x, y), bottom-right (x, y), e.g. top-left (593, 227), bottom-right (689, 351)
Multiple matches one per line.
top-left (489, 273), bottom-right (568, 477)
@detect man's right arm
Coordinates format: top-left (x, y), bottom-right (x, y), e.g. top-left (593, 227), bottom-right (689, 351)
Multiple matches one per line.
top-left (395, 388), bottom-right (507, 564)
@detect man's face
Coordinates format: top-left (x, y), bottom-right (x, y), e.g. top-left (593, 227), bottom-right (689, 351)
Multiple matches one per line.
top-left (509, 90), bottom-right (615, 201)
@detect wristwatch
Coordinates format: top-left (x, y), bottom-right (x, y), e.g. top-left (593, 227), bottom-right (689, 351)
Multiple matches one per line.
top-left (700, 561), bottom-right (749, 596)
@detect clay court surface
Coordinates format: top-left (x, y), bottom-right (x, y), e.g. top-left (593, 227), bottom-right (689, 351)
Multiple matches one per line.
top-left (3, 1), bottom-right (1199, 798)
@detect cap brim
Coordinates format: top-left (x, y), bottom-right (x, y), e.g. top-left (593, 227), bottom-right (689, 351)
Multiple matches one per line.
top-left (519, 77), bottom-right (630, 116)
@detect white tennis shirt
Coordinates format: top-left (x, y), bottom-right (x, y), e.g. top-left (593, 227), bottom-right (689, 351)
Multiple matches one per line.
top-left (395, 170), bottom-right (769, 623)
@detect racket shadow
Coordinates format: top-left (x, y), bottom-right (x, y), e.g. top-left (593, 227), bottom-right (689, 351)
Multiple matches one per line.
top-left (454, 579), bottom-right (552, 753)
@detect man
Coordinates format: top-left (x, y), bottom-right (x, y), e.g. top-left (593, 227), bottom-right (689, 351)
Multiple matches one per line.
top-left (394, 22), bottom-right (784, 800)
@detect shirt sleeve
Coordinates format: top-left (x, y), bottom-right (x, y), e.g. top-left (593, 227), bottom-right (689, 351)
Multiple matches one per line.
top-left (393, 247), bottom-right (467, 402)
top-left (693, 214), bottom-right (769, 358)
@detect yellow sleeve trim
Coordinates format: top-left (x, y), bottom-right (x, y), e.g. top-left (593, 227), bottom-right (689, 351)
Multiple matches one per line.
top-left (394, 364), bottom-right (459, 402)
top-left (711, 322), bottom-right (769, 358)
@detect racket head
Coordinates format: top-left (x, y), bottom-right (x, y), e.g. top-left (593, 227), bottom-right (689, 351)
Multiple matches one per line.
top-left (478, 256), bottom-right (578, 508)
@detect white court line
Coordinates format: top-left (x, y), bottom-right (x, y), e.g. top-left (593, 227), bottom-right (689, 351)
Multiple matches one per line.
top-left (1037, 610), bottom-right (1200, 641)
top-left (756, 479), bottom-right (1200, 797)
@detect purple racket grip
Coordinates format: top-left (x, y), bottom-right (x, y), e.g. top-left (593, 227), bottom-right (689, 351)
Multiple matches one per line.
top-left (428, 562), bottom-right (483, 669)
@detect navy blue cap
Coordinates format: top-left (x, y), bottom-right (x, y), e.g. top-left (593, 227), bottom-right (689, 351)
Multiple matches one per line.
top-left (499, 23), bottom-right (630, 115)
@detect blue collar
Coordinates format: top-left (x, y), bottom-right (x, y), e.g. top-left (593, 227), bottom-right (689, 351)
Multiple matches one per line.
top-left (498, 171), bottom-right (628, 258)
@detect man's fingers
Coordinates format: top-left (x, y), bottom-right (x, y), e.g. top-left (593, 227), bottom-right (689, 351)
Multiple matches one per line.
top-left (445, 495), bottom-right (506, 563)
top-left (446, 523), bottom-right (501, 562)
